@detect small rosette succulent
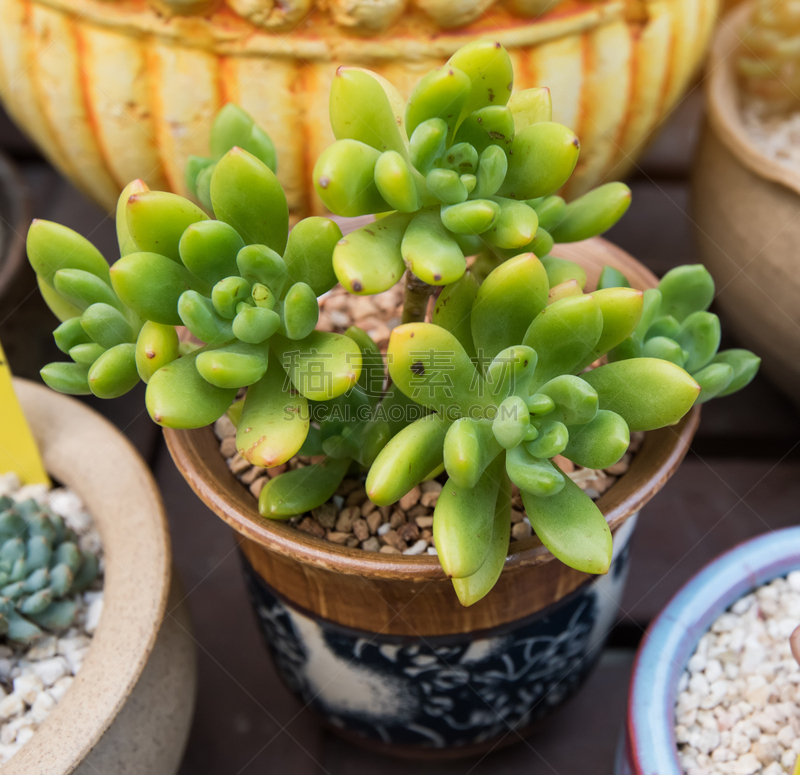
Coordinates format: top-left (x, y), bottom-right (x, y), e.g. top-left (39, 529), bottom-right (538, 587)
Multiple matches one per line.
top-left (0, 497), bottom-right (99, 643)
top-left (313, 40), bottom-right (632, 296)
top-left (364, 253), bottom-right (758, 605)
top-left (604, 264), bottom-right (761, 404)
top-left (28, 145), bottom-right (365, 470)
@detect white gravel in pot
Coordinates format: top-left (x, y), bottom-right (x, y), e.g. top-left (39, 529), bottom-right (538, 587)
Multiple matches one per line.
top-left (741, 97), bottom-right (800, 172)
top-left (0, 472), bottom-right (104, 766)
top-left (675, 573), bottom-right (800, 774)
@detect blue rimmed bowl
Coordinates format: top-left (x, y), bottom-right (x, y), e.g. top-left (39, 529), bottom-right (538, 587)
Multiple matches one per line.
top-left (619, 527), bottom-right (800, 774)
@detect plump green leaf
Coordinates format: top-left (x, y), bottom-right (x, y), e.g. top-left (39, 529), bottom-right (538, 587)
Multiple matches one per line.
top-left (401, 210), bottom-right (465, 285)
top-left (196, 341), bottom-right (269, 389)
top-left (523, 294), bottom-right (603, 387)
top-left (80, 303), bottom-right (136, 349)
top-left (179, 220), bottom-right (244, 286)
top-left (506, 445), bottom-right (564, 496)
top-left (388, 323), bottom-right (491, 416)
top-left (236, 364), bottom-right (308, 467)
top-left (27, 220), bottom-right (110, 285)
top-left (146, 348), bottom-right (236, 428)
top-left (498, 122), bottom-right (580, 200)
top-left (483, 198), bottom-right (538, 250)
top-left (712, 349), bottom-right (761, 397)
top-left (367, 413), bottom-right (450, 506)
top-left (434, 456), bottom-right (503, 579)
top-left (472, 253), bottom-right (549, 365)
top-left (508, 86), bottom-right (552, 130)
top-left (548, 182), bottom-right (631, 242)
top-left (330, 67), bottom-right (407, 154)
top-left (540, 255), bottom-right (587, 289)
top-left (211, 147), bottom-right (288, 253)
top-left (332, 212), bottom-right (411, 295)
top-left (522, 473), bottom-right (612, 574)
top-left (432, 272), bottom-right (479, 360)
top-left (453, 105), bottom-right (515, 155)
top-left (443, 417), bottom-right (501, 489)
top-left (40, 362), bottom-right (91, 395)
top-left (658, 265), bottom-right (714, 323)
top-left (126, 191), bottom-right (208, 263)
top-left (135, 321), bottom-right (180, 383)
top-left (563, 410), bottom-right (629, 469)
top-left (447, 41), bottom-right (514, 119)
top-left (694, 362), bottom-right (734, 404)
top-left (111, 252), bottom-right (207, 326)
top-left (271, 331), bottom-right (361, 401)
top-left (406, 66), bottom-right (471, 140)
top-left (676, 311), bottom-right (721, 372)
top-left (452, 470), bottom-right (512, 606)
top-left (87, 343), bottom-right (139, 399)
top-left (259, 458), bottom-right (350, 519)
top-left (283, 217), bottom-right (342, 297)
top-left (374, 151), bottom-right (420, 212)
top-left (582, 358), bottom-right (700, 431)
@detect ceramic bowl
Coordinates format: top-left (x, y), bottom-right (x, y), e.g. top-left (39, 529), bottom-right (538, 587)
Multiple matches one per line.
top-left (620, 526), bottom-right (800, 774)
top-left (7, 378), bottom-right (197, 775)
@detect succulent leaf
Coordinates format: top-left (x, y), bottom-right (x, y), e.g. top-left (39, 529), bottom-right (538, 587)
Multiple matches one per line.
top-left (401, 210), bottom-right (465, 285)
top-left (498, 122), bottom-right (580, 200)
top-left (258, 457), bottom-right (351, 519)
top-left (125, 191), bottom-right (208, 263)
top-left (582, 358), bottom-right (700, 431)
top-left (562, 409), bottom-right (629, 469)
top-left (210, 147), bottom-right (289, 253)
top-left (434, 455), bottom-right (503, 579)
top-left (548, 182), bottom-right (632, 243)
top-left (179, 220), bottom-right (245, 285)
top-left (451, 470), bottom-right (512, 607)
top-left (522, 472), bottom-right (612, 574)
top-left (145, 348), bottom-right (237, 428)
top-left (236, 363), bottom-right (309, 467)
top-left (471, 253), bottom-right (549, 365)
top-left (367, 413), bottom-right (449, 506)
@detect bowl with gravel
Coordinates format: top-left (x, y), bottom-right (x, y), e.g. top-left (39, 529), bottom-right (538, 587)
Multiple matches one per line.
top-left (693, 0), bottom-right (800, 408)
top-left (622, 527), bottom-right (800, 775)
top-left (0, 379), bottom-right (196, 775)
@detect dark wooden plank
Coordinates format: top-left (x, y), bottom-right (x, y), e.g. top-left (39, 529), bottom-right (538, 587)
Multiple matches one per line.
top-left (622, 457), bottom-right (800, 625)
top-left (322, 649), bottom-right (634, 775)
top-left (153, 442), bottom-right (325, 775)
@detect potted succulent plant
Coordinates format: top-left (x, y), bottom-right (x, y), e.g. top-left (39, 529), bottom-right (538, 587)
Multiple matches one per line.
top-left (25, 42), bottom-right (759, 756)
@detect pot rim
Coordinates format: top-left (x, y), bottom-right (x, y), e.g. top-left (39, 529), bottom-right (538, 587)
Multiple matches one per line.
top-left (626, 526), bottom-right (800, 775)
top-left (0, 152), bottom-right (30, 300)
top-left (6, 379), bottom-right (172, 775)
top-left (706, 3), bottom-right (800, 196)
top-left (165, 236), bottom-right (700, 581)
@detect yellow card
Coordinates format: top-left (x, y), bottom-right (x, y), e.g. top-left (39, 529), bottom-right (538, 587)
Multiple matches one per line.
top-left (0, 340), bottom-right (49, 485)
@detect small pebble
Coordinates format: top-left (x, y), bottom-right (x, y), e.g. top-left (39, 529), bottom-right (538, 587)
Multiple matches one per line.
top-left (403, 540), bottom-right (428, 556)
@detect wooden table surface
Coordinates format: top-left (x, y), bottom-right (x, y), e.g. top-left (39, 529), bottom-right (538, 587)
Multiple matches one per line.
top-left (1, 85), bottom-right (798, 775)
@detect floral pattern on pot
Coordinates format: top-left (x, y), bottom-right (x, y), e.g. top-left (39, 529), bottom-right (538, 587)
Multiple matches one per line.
top-left (241, 514), bottom-right (637, 749)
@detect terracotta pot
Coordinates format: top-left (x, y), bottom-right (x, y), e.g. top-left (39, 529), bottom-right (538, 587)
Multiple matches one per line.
top-left (7, 378), bottom-right (196, 775)
top-left (618, 527), bottom-right (800, 774)
top-left (164, 237), bottom-right (700, 757)
top-left (692, 3), bottom-right (800, 406)
top-left (0, 151), bottom-right (29, 305)
top-left (0, 0), bottom-right (717, 217)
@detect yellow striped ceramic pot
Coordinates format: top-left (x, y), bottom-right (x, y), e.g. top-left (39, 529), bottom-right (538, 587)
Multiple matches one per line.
top-left (0, 0), bottom-right (718, 217)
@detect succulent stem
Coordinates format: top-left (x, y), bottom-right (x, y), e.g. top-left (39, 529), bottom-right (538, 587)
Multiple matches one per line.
top-left (401, 271), bottom-right (435, 324)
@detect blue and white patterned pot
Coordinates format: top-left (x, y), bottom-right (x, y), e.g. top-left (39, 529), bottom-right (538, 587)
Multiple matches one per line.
top-left (242, 515), bottom-right (638, 752)
top-left (619, 527), bottom-right (800, 775)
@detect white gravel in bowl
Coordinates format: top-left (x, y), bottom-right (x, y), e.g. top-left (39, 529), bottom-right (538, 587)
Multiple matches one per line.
top-left (0, 472), bottom-right (104, 766)
top-left (675, 573), bottom-right (800, 775)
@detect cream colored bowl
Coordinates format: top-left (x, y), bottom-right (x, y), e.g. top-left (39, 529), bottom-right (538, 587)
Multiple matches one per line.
top-left (6, 379), bottom-right (196, 775)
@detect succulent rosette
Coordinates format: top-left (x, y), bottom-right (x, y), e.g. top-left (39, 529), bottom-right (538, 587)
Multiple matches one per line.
top-left (364, 253), bottom-right (759, 604)
top-left (27, 145), bottom-right (364, 472)
top-left (0, 497), bottom-right (99, 643)
top-left (312, 41), bottom-right (632, 300)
